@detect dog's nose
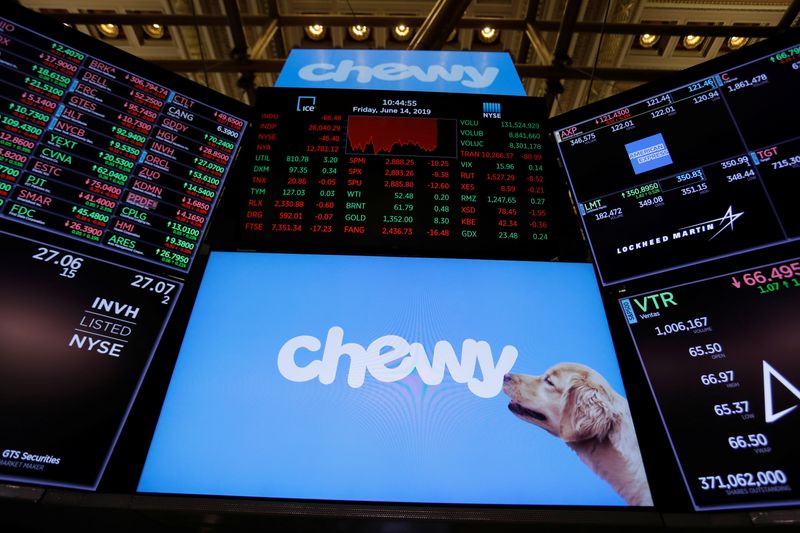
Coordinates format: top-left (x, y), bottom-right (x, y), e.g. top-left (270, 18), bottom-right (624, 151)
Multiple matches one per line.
top-left (503, 373), bottom-right (513, 383)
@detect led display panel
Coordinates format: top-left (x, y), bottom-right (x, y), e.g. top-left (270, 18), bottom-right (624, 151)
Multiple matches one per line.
top-left (552, 32), bottom-right (800, 286)
top-left (620, 258), bottom-right (800, 510)
top-left (0, 7), bottom-right (249, 272)
top-left (0, 230), bottom-right (181, 489)
top-left (139, 252), bottom-right (653, 507)
top-left (238, 88), bottom-right (558, 260)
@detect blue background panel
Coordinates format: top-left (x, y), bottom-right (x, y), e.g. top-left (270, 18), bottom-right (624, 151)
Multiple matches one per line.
top-left (276, 49), bottom-right (525, 96)
top-left (139, 253), bottom-right (644, 506)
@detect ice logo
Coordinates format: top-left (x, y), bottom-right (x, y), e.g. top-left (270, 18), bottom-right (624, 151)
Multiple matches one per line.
top-left (297, 60), bottom-right (500, 89)
top-left (277, 326), bottom-right (518, 398)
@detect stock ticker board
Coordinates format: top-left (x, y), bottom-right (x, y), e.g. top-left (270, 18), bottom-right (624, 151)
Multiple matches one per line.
top-left (0, 11), bottom-right (249, 272)
top-left (554, 36), bottom-right (800, 286)
top-left (620, 258), bottom-right (800, 510)
top-left (238, 88), bottom-right (559, 260)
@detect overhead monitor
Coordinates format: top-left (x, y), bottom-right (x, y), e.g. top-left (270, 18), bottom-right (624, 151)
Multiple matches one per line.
top-left (0, 230), bottom-right (180, 489)
top-left (139, 252), bottom-right (653, 508)
top-left (0, 6), bottom-right (249, 272)
top-left (619, 256), bottom-right (800, 511)
top-left (551, 31), bottom-right (800, 286)
top-left (236, 88), bottom-right (565, 260)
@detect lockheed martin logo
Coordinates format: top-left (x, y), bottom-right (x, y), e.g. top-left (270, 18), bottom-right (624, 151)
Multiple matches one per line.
top-left (616, 206), bottom-right (744, 255)
top-left (680, 205), bottom-right (744, 241)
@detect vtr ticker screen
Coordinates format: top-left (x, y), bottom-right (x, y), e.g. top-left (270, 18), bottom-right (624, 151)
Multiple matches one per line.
top-left (554, 36), bottom-right (800, 285)
top-left (239, 88), bottom-right (556, 259)
top-left (0, 11), bottom-right (249, 272)
top-left (0, 231), bottom-right (180, 489)
top-left (620, 258), bottom-right (800, 510)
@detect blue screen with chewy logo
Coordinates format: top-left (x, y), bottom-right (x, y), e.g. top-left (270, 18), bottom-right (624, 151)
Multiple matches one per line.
top-left (139, 253), bottom-right (651, 506)
top-left (275, 49), bottom-right (525, 96)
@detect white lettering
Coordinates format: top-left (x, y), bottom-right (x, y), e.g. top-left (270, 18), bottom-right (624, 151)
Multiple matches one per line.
top-left (277, 334), bottom-right (322, 381)
top-left (277, 326), bottom-right (518, 398)
top-left (297, 61), bottom-right (500, 89)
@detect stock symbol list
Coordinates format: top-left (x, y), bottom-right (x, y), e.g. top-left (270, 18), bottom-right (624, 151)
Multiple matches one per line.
top-left (0, 12), bottom-right (248, 271)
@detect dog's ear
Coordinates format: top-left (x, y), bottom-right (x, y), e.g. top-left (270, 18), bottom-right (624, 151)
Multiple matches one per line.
top-left (560, 378), bottom-right (618, 442)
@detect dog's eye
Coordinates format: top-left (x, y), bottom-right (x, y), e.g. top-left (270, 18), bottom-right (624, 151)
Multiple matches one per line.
top-left (544, 376), bottom-right (555, 387)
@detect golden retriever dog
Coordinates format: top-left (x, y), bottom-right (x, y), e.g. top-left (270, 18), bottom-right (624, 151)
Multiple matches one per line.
top-left (503, 362), bottom-right (653, 506)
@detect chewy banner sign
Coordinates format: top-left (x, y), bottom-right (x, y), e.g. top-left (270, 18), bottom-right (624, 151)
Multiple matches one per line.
top-left (275, 49), bottom-right (525, 96)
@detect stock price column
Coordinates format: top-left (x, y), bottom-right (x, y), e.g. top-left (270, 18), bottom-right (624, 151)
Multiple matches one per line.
top-left (0, 16), bottom-right (247, 271)
top-left (240, 88), bottom-right (555, 259)
top-left (720, 44), bottom-right (800, 238)
top-left (620, 260), bottom-right (800, 509)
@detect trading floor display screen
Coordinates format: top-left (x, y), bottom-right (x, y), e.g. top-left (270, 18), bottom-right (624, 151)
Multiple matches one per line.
top-left (239, 88), bottom-right (556, 259)
top-left (0, 9), bottom-right (249, 272)
top-left (140, 252), bottom-right (652, 507)
top-left (553, 34), bottom-right (800, 285)
top-left (0, 230), bottom-right (180, 489)
top-left (620, 258), bottom-right (800, 510)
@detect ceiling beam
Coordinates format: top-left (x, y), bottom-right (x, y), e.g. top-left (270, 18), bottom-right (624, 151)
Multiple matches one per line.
top-left (517, 65), bottom-right (677, 82)
top-left (50, 13), bottom-right (782, 38)
top-left (408, 0), bottom-right (473, 50)
top-left (551, 0), bottom-right (582, 66)
top-left (250, 19), bottom-right (279, 58)
top-left (222, 0), bottom-right (254, 102)
top-left (778, 0), bottom-right (800, 29)
top-left (545, 0), bottom-right (582, 113)
top-left (525, 23), bottom-right (554, 64)
top-left (152, 59), bottom-right (286, 71)
top-left (561, 21), bottom-right (778, 37)
top-left (150, 58), bottom-right (676, 81)
top-left (264, 0), bottom-right (285, 59)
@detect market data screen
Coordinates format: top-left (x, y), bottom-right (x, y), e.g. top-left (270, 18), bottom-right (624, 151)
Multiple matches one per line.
top-left (620, 258), bottom-right (800, 510)
top-left (0, 10), bottom-right (249, 272)
top-left (0, 230), bottom-right (180, 489)
top-left (239, 88), bottom-right (556, 259)
top-left (553, 35), bottom-right (800, 285)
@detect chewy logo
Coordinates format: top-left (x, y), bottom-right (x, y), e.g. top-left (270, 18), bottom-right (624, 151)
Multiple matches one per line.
top-left (277, 326), bottom-right (518, 398)
top-left (297, 60), bottom-right (500, 89)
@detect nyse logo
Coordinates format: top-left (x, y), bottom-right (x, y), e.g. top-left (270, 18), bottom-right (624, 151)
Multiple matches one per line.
top-left (277, 326), bottom-right (518, 398)
top-left (482, 102), bottom-right (501, 118)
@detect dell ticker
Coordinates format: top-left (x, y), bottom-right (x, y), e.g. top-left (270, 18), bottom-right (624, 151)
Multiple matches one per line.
top-left (0, 15), bottom-right (248, 271)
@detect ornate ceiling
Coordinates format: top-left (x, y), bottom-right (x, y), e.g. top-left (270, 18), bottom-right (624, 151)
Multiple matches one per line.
top-left (18, 0), bottom-right (800, 115)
